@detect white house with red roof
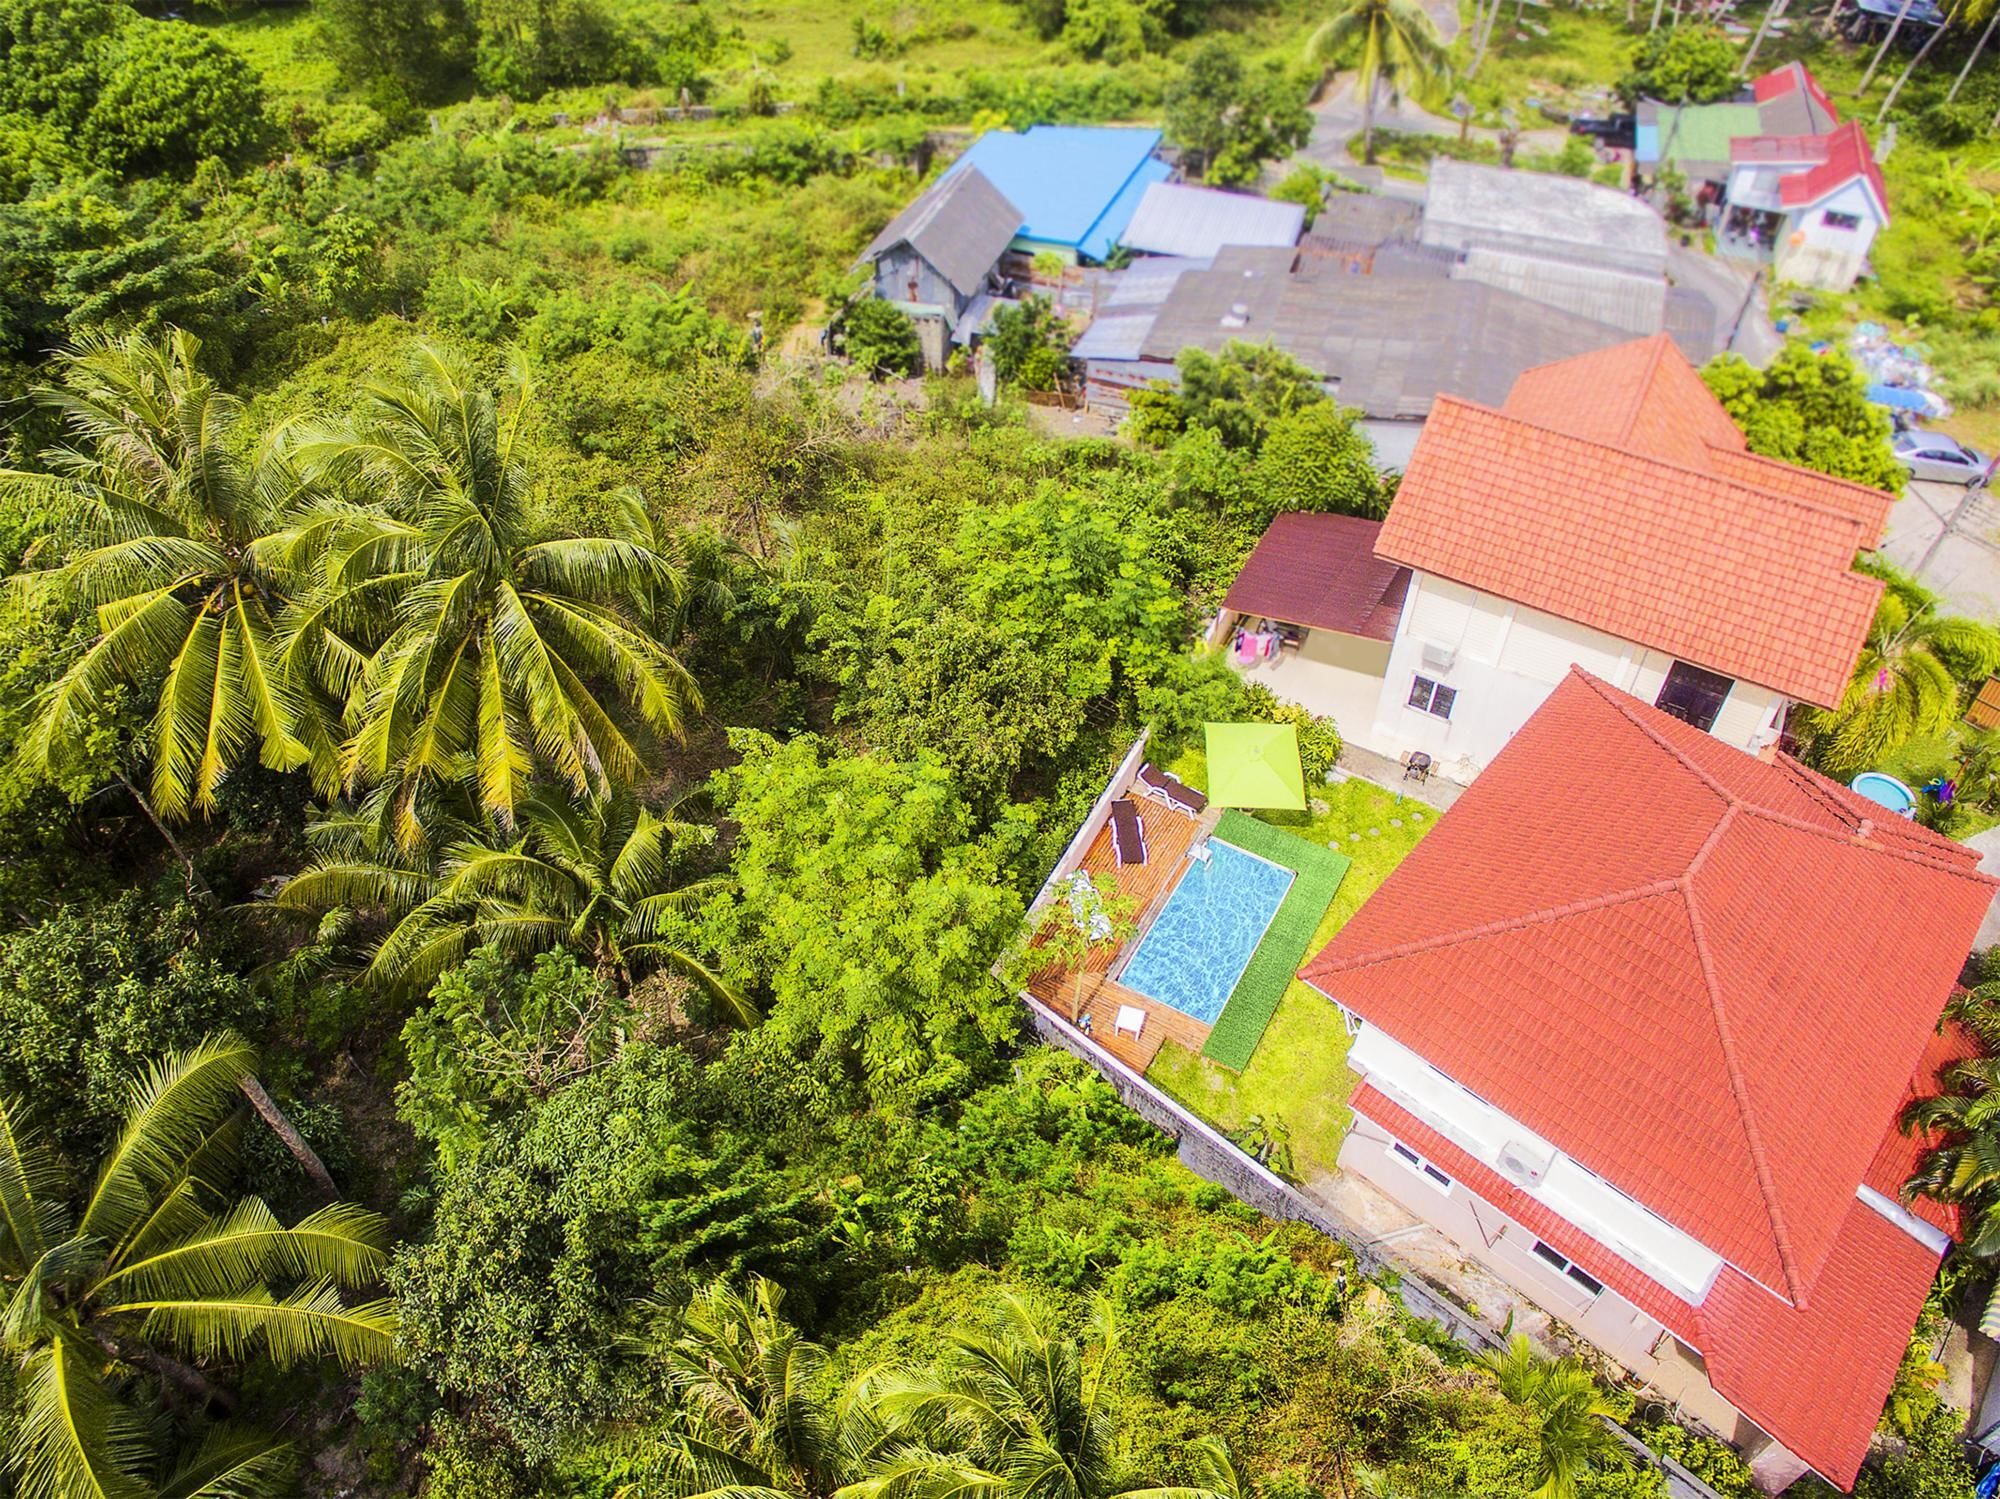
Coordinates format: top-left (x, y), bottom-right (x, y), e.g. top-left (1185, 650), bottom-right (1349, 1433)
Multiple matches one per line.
top-left (1357, 332), bottom-right (1890, 782)
top-left (1725, 120), bottom-right (1888, 292)
top-left (1300, 670), bottom-right (1997, 1491)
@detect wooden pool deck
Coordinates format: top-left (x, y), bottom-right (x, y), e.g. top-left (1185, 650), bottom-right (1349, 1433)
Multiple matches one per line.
top-left (1024, 796), bottom-right (1221, 1072)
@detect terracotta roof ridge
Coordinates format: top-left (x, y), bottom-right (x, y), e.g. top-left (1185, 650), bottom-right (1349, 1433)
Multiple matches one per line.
top-left (1428, 403), bottom-right (1877, 542)
top-left (1616, 333), bottom-right (1676, 447)
top-left (1678, 824), bottom-right (1811, 1308)
top-left (1708, 443), bottom-right (1893, 505)
top-left (1305, 877), bottom-right (1685, 978)
top-left (1569, 669), bottom-right (1991, 883)
top-left (1566, 669), bottom-right (1741, 806)
top-left (1731, 799), bottom-right (1998, 884)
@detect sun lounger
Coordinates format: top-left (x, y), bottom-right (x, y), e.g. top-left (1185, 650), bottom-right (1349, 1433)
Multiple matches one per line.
top-left (1109, 797), bottom-right (1148, 867)
top-left (1114, 1005), bottom-right (1146, 1040)
top-left (1137, 762), bottom-right (1208, 815)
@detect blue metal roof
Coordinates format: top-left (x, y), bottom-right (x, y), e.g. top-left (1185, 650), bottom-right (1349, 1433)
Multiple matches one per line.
top-left (1867, 383), bottom-right (1930, 412)
top-left (948, 127), bottom-right (1171, 261)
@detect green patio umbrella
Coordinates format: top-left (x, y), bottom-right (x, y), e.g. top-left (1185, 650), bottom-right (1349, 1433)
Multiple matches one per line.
top-left (1203, 722), bottom-right (1307, 810)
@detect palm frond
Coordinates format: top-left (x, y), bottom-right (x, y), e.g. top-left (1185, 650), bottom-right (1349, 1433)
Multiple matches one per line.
top-left (157, 1426), bottom-right (295, 1499)
top-left (120, 1278), bottom-right (398, 1369)
top-left (91, 1198), bottom-right (389, 1302)
top-left (11, 1338), bottom-right (155, 1499)
top-left (79, 1036), bottom-right (258, 1244)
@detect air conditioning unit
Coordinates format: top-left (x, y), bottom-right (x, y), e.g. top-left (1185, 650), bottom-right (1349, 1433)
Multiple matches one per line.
top-left (1420, 640), bottom-right (1457, 674)
top-left (1496, 1142), bottom-right (1548, 1187)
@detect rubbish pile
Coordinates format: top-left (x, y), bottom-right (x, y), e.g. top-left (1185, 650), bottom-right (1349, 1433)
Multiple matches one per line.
top-left (1849, 321), bottom-right (1953, 419)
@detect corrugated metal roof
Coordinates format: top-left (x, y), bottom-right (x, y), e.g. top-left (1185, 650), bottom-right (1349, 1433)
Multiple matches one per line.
top-left (1070, 311), bottom-right (1160, 361)
top-left (948, 127), bottom-right (1170, 260)
top-left (1118, 182), bottom-right (1304, 259)
top-left (1453, 247), bottom-right (1666, 336)
top-left (1422, 160), bottom-right (1667, 276)
top-left (1096, 256), bottom-right (1209, 308)
top-left (1132, 245), bottom-right (1630, 419)
top-left (858, 166), bottom-right (1023, 298)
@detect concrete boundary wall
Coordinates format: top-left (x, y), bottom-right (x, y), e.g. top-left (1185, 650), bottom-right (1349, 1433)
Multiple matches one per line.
top-left (1019, 992), bottom-right (1729, 1499)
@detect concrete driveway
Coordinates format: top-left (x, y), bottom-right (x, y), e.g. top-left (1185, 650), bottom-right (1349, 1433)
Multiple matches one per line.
top-left (1878, 477), bottom-right (2000, 620)
top-left (1666, 241), bottom-right (1780, 366)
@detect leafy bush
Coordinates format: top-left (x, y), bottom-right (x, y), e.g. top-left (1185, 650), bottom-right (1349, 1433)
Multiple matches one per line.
top-left (1247, 401), bottom-right (1388, 526)
top-left (844, 296), bottom-right (924, 377)
top-left (82, 19), bottom-right (264, 175)
top-left (1164, 39), bottom-right (1312, 185)
top-left (987, 294), bottom-right (1072, 388)
top-left (1113, 1228), bottom-right (1347, 1316)
top-left (1619, 24), bottom-right (1738, 107)
top-left (0, 887), bottom-right (267, 1149)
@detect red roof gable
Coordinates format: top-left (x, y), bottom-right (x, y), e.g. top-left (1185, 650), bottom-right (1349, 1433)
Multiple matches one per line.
top-left (1375, 336), bottom-right (1890, 706)
top-left (1353, 1083), bottom-right (1939, 1489)
top-left (1733, 122), bottom-right (1888, 220)
top-left (1754, 61), bottom-right (1839, 124)
top-left (1222, 513), bottom-right (1411, 642)
top-left (1300, 671), bottom-right (1992, 1305)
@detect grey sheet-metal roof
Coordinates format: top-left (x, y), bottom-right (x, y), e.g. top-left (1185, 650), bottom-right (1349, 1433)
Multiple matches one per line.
top-left (859, 167), bottom-right (1024, 299)
top-left (1118, 183), bottom-right (1305, 260)
top-left (1307, 193), bottom-right (1423, 247)
top-left (1071, 312), bottom-right (1161, 361)
top-left (1421, 159), bottom-right (1668, 278)
top-left (1452, 246), bottom-right (1666, 336)
top-left (1757, 87), bottom-right (1839, 138)
top-left (1095, 256), bottom-right (1210, 309)
top-left (1134, 246), bottom-right (1630, 420)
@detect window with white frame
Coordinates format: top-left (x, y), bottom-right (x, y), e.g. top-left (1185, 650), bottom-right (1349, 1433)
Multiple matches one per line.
top-left (1822, 209), bottom-right (1862, 231)
top-left (1529, 1239), bottom-right (1606, 1297)
top-left (1407, 675), bottom-right (1456, 720)
top-left (1390, 1140), bottom-right (1454, 1191)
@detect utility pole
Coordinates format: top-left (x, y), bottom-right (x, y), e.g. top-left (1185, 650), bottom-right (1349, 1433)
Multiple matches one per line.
top-left (1725, 266), bottom-right (1766, 353)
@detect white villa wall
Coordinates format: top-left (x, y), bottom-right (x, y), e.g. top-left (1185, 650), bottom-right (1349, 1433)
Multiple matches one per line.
top-left (1219, 618), bottom-right (1393, 750)
top-left (1774, 178), bottom-right (1882, 293)
top-left (1337, 1116), bottom-right (1761, 1446)
top-left (1368, 574), bottom-right (1789, 780)
top-left (1346, 1024), bottom-right (1725, 1302)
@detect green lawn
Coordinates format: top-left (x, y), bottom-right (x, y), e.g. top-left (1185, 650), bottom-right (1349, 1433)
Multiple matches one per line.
top-left (1146, 776), bottom-right (1434, 1184)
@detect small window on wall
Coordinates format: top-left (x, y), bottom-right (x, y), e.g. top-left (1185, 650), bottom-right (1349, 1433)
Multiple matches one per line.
top-left (1655, 660), bottom-right (1733, 733)
top-left (1408, 675), bottom-right (1456, 720)
top-left (1822, 209), bottom-right (1863, 232)
top-left (1530, 1239), bottom-right (1607, 1297)
top-left (1390, 1140), bottom-right (1453, 1191)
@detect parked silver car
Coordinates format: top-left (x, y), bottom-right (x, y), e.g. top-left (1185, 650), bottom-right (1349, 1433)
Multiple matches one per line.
top-left (1894, 429), bottom-right (1990, 485)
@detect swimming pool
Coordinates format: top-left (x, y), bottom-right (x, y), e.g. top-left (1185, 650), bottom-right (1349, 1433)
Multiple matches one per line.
top-left (1117, 840), bottom-right (1294, 1025)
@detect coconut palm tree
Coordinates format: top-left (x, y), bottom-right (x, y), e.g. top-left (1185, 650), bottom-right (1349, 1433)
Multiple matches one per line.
top-left (268, 785), bottom-right (749, 1011)
top-left (287, 345), bottom-right (698, 848)
top-left (1950, 0), bottom-right (2000, 99)
top-left (0, 1034), bottom-right (397, 1499)
top-left (1740, 0), bottom-right (1791, 75)
top-left (1879, 0), bottom-right (1964, 119)
top-left (1796, 565), bottom-right (2000, 779)
top-left (1475, 1335), bottom-right (1628, 1499)
top-left (1904, 984), bottom-right (2000, 1333)
top-left (3, 329), bottom-right (338, 824)
top-left (848, 1295), bottom-right (1241, 1499)
top-left (1306, 0), bottom-right (1450, 164)
top-left (1859, 0), bottom-right (1925, 93)
top-left (646, 1277), bottom-right (889, 1499)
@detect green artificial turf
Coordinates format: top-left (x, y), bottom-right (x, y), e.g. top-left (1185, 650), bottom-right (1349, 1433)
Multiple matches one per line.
top-left (1199, 811), bottom-right (1351, 1070)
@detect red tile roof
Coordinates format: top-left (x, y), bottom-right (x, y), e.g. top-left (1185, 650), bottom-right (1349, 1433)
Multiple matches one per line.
top-left (1301, 671), bottom-right (1991, 1305)
top-left (1864, 1014), bottom-right (1982, 1239)
top-left (1732, 122), bottom-right (1888, 220)
top-left (1353, 1082), bottom-right (1940, 1489)
top-left (1375, 334), bottom-right (1890, 706)
top-left (1754, 61), bottom-right (1839, 124)
top-left (1222, 513), bottom-right (1411, 642)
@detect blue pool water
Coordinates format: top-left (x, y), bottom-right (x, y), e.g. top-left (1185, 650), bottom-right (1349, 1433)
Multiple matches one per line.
top-left (1117, 841), bottom-right (1294, 1024)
